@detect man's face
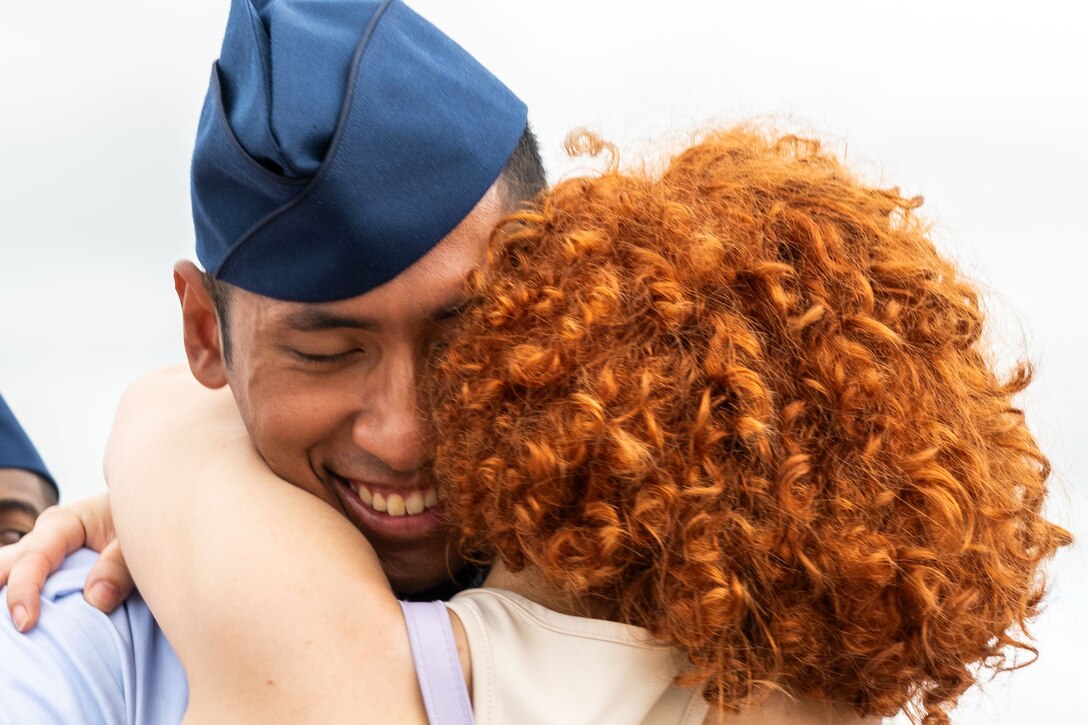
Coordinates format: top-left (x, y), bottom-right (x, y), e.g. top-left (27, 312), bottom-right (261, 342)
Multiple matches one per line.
top-left (0, 469), bottom-right (51, 546)
top-left (214, 187), bottom-right (503, 594)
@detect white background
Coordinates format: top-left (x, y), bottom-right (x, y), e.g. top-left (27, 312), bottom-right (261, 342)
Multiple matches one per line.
top-left (0, 2), bottom-right (1084, 722)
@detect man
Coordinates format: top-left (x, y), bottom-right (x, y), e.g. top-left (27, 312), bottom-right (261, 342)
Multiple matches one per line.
top-left (0, 393), bottom-right (58, 546)
top-left (0, 0), bottom-right (545, 721)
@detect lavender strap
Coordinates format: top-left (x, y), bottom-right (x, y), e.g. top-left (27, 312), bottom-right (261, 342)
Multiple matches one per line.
top-left (399, 600), bottom-right (475, 725)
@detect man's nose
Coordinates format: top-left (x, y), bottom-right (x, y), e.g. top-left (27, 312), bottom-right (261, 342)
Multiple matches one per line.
top-left (351, 356), bottom-right (428, 475)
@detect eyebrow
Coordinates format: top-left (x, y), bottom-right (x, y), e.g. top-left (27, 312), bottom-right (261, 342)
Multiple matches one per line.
top-left (282, 309), bottom-right (381, 332)
top-left (434, 299), bottom-right (470, 321)
top-left (283, 299), bottom-right (470, 332)
top-left (0, 499), bottom-right (42, 519)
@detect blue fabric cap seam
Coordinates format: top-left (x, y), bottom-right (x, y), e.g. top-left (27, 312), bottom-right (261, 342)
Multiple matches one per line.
top-left (213, 0), bottom-right (394, 277)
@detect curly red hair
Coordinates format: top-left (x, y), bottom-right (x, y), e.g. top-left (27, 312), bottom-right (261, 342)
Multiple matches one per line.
top-left (428, 127), bottom-right (1071, 723)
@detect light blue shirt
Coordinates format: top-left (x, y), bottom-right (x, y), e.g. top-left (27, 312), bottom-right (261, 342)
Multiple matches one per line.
top-left (0, 549), bottom-right (188, 724)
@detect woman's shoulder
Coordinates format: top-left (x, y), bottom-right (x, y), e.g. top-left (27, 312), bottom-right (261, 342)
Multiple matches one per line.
top-left (449, 586), bottom-right (668, 646)
top-left (447, 587), bottom-right (708, 724)
top-left (450, 589), bottom-right (883, 725)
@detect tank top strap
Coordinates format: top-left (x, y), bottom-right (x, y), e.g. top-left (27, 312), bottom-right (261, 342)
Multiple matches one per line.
top-left (399, 599), bottom-right (475, 725)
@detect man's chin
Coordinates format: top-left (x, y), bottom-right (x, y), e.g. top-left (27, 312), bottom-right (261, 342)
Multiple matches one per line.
top-left (379, 548), bottom-right (469, 599)
top-left (328, 474), bottom-right (464, 595)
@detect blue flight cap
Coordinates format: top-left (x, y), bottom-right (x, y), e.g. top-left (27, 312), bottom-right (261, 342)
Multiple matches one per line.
top-left (192, 0), bottom-right (529, 302)
top-left (0, 393), bottom-right (56, 495)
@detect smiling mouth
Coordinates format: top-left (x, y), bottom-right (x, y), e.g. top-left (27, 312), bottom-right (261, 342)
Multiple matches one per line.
top-left (347, 480), bottom-right (440, 518)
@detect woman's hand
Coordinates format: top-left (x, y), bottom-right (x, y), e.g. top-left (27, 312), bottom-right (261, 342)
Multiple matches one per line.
top-left (0, 493), bottom-right (132, 631)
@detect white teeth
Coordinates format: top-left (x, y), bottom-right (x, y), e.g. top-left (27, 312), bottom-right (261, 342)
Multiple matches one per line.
top-left (405, 491), bottom-right (424, 515)
top-left (352, 482), bottom-right (440, 516)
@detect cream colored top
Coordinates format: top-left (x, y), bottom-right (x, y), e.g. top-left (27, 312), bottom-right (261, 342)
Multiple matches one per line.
top-left (445, 588), bottom-right (709, 725)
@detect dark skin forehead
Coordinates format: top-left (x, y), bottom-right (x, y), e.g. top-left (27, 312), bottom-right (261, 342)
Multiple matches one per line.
top-left (0, 468), bottom-right (52, 516)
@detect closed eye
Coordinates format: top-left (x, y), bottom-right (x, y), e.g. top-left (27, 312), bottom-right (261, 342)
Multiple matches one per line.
top-left (0, 528), bottom-right (29, 546)
top-left (290, 349), bottom-right (364, 365)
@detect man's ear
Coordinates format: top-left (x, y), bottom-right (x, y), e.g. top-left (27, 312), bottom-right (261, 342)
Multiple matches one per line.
top-left (174, 261), bottom-right (228, 389)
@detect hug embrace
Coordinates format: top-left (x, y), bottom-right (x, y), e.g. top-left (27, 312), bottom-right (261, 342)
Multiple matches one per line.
top-left (0, 2), bottom-right (1069, 725)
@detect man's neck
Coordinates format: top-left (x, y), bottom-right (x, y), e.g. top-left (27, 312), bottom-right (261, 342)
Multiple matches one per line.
top-left (399, 562), bottom-right (488, 602)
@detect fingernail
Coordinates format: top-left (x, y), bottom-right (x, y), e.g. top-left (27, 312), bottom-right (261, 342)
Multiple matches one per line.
top-left (86, 581), bottom-right (120, 610)
top-left (12, 604), bottom-right (28, 633)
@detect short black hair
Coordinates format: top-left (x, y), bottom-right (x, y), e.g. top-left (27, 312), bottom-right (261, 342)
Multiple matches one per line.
top-left (206, 123), bottom-right (547, 363)
top-left (498, 123), bottom-right (547, 209)
top-left (204, 273), bottom-right (235, 366)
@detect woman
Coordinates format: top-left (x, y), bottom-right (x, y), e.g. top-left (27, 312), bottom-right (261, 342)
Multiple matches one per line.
top-left (12, 127), bottom-right (1073, 724)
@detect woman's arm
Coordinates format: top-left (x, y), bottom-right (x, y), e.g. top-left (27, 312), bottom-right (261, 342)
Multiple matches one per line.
top-left (105, 367), bottom-right (427, 724)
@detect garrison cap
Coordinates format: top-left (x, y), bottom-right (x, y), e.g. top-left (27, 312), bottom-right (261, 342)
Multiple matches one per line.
top-left (0, 393), bottom-right (56, 496)
top-left (192, 0), bottom-right (529, 302)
